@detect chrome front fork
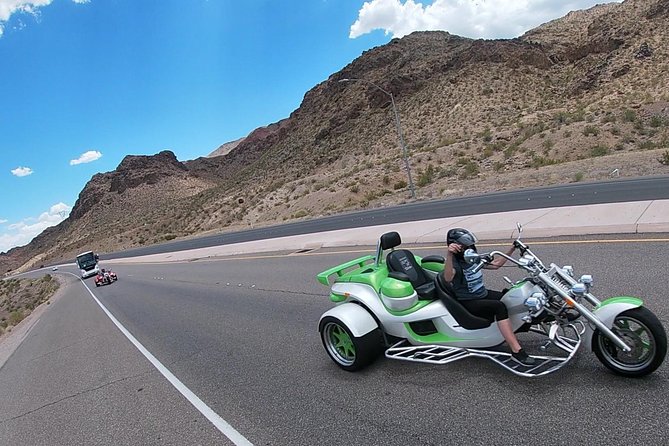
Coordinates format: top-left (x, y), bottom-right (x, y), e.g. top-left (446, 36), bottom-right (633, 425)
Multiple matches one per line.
top-left (538, 272), bottom-right (632, 352)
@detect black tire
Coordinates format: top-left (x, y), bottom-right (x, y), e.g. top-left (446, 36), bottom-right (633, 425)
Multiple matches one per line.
top-left (592, 307), bottom-right (667, 378)
top-left (319, 316), bottom-right (382, 372)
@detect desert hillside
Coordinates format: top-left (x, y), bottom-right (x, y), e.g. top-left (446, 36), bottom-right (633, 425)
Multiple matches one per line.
top-left (2, 0), bottom-right (669, 274)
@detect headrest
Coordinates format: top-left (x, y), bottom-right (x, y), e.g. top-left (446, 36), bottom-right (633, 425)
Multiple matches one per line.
top-left (380, 231), bottom-right (401, 250)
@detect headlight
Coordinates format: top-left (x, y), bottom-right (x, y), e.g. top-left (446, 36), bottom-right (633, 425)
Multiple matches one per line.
top-left (571, 283), bottom-right (587, 296)
top-left (580, 274), bottom-right (593, 288)
top-left (524, 292), bottom-right (547, 312)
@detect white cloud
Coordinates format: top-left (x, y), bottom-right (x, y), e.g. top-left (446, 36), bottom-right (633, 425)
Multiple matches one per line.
top-left (350, 0), bottom-right (623, 40)
top-left (0, 202), bottom-right (71, 253)
top-left (11, 166), bottom-right (33, 177)
top-left (0, 219), bottom-right (7, 224)
top-left (0, 0), bottom-right (89, 37)
top-left (70, 150), bottom-right (102, 165)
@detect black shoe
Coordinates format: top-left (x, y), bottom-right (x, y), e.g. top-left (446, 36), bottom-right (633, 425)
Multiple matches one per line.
top-left (512, 349), bottom-right (537, 366)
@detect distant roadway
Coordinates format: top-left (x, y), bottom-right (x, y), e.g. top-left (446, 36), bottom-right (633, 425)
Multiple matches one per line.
top-left (103, 175), bottom-right (669, 260)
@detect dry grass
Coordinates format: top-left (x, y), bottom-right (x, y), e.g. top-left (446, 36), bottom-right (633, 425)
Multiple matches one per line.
top-left (0, 275), bottom-right (59, 335)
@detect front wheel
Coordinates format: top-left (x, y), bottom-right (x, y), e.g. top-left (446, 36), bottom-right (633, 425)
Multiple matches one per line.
top-left (592, 307), bottom-right (667, 377)
top-left (319, 316), bottom-right (382, 372)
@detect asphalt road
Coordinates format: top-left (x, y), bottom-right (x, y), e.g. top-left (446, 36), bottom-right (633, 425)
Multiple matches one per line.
top-left (2, 238), bottom-right (668, 445)
top-left (103, 175), bottom-right (669, 260)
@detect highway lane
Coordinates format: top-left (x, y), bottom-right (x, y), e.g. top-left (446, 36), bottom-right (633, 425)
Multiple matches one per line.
top-left (103, 175), bottom-right (669, 260)
top-left (0, 273), bottom-right (230, 445)
top-left (5, 238), bottom-right (666, 445)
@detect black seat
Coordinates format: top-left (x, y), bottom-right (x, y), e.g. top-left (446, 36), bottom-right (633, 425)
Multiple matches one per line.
top-left (435, 274), bottom-right (492, 330)
top-left (386, 248), bottom-right (436, 300)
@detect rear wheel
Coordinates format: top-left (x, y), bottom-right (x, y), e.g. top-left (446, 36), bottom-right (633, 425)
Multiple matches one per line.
top-left (593, 307), bottom-right (667, 377)
top-left (319, 316), bottom-right (382, 372)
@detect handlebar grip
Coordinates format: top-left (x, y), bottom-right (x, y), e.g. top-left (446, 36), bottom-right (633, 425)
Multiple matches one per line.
top-left (514, 240), bottom-right (528, 255)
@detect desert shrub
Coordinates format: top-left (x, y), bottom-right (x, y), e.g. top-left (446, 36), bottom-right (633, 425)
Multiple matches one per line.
top-left (393, 180), bottom-right (407, 190)
top-left (504, 142), bottom-right (520, 159)
top-left (417, 165), bottom-right (436, 187)
top-left (439, 136), bottom-right (457, 147)
top-left (650, 116), bottom-right (669, 128)
top-left (520, 122), bottom-right (546, 139)
top-left (528, 156), bottom-right (557, 168)
top-left (573, 172), bottom-right (584, 182)
top-left (439, 166), bottom-right (457, 178)
top-left (553, 109), bottom-right (585, 125)
top-left (623, 109), bottom-right (637, 122)
top-left (459, 161), bottom-right (479, 179)
top-left (553, 111), bottom-right (570, 125)
top-left (482, 146), bottom-right (494, 159)
top-left (456, 157), bottom-right (469, 166)
top-left (292, 210), bottom-right (308, 218)
top-left (571, 108), bottom-right (586, 122)
top-left (590, 145), bottom-right (609, 157)
top-left (602, 113), bottom-right (617, 123)
top-left (583, 126), bottom-right (600, 136)
top-left (490, 141), bottom-right (506, 152)
top-left (639, 141), bottom-right (657, 150)
top-left (9, 310), bottom-right (24, 326)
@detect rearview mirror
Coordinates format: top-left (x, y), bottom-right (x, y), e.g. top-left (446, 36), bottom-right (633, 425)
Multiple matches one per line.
top-left (463, 248), bottom-right (480, 265)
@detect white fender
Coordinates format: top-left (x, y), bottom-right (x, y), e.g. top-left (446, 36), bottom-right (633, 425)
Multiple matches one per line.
top-left (583, 298), bottom-right (643, 351)
top-left (319, 303), bottom-right (378, 338)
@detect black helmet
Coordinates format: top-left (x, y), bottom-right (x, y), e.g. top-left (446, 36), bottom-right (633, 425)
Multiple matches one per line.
top-left (447, 228), bottom-right (477, 247)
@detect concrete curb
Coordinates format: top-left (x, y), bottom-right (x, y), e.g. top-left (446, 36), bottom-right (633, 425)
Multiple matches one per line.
top-left (106, 199), bottom-right (669, 264)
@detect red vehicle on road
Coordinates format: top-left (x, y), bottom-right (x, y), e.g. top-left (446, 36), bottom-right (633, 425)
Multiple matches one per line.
top-left (95, 269), bottom-right (118, 287)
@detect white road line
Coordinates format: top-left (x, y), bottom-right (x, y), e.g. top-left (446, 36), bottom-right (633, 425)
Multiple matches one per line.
top-left (67, 273), bottom-right (254, 446)
top-left (19, 318), bottom-right (40, 344)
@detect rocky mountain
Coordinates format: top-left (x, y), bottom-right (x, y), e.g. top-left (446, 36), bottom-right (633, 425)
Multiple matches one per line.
top-left (3, 0), bottom-right (669, 274)
top-left (207, 137), bottom-right (246, 158)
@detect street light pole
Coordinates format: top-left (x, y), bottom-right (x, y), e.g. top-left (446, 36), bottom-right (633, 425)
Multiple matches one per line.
top-left (339, 78), bottom-right (416, 199)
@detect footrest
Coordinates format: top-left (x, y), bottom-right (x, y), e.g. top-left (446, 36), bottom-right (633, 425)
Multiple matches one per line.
top-left (466, 348), bottom-right (575, 377)
top-left (385, 343), bottom-right (469, 365)
top-left (385, 330), bottom-right (580, 377)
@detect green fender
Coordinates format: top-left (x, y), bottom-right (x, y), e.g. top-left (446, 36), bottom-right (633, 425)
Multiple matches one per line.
top-left (584, 296), bottom-right (643, 351)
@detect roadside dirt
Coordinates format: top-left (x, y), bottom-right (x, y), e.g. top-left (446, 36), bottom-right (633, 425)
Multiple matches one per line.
top-left (0, 274), bottom-right (68, 369)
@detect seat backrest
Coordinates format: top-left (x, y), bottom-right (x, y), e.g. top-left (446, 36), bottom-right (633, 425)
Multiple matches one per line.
top-left (380, 231), bottom-right (401, 250)
top-left (435, 274), bottom-right (492, 330)
top-left (386, 249), bottom-right (431, 289)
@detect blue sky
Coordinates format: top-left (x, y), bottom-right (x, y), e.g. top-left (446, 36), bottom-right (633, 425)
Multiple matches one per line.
top-left (0, 0), bottom-right (620, 253)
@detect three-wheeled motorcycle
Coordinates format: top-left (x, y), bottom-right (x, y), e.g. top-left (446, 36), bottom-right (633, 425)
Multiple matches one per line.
top-left (317, 226), bottom-right (666, 377)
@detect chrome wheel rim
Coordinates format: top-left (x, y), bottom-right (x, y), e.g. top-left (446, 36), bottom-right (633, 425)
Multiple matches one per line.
top-left (598, 316), bottom-right (656, 372)
top-left (323, 322), bottom-right (355, 366)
